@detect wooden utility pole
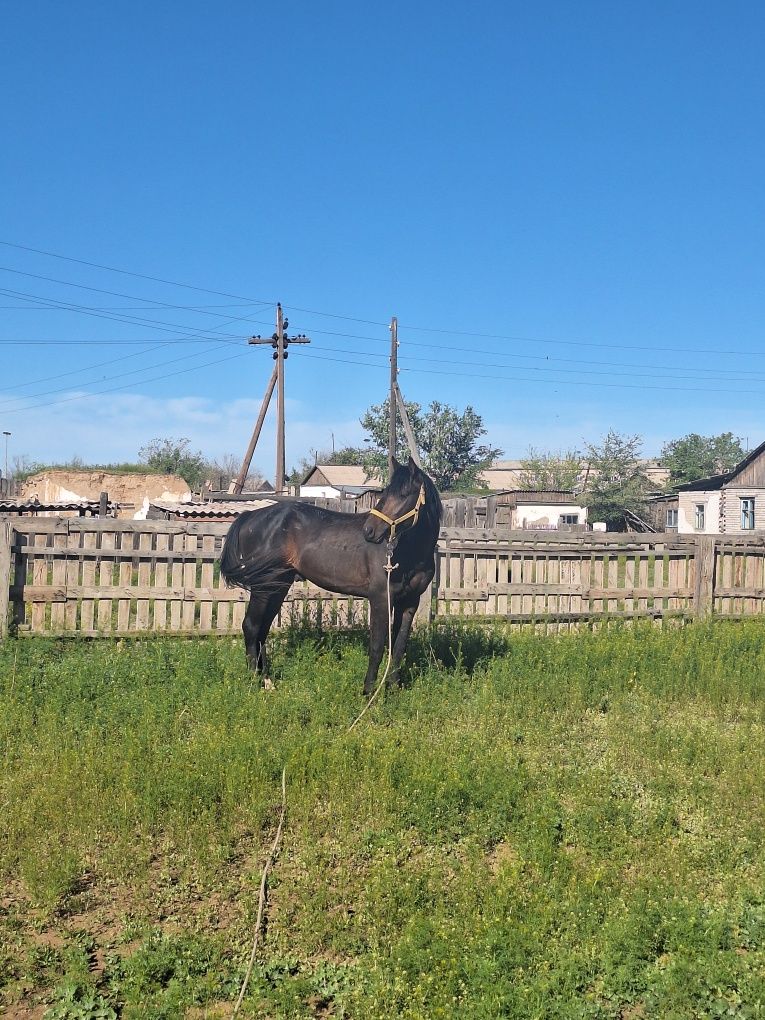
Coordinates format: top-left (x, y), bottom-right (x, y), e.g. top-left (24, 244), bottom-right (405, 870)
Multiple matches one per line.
top-left (236, 304), bottom-right (310, 495)
top-left (387, 316), bottom-right (422, 470)
top-left (228, 365), bottom-right (278, 494)
top-left (394, 381), bottom-right (422, 468)
top-left (388, 316), bottom-right (398, 477)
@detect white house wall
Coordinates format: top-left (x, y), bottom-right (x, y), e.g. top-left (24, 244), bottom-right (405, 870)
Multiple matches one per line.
top-left (677, 491), bottom-right (721, 534)
top-left (300, 484), bottom-right (341, 499)
top-left (513, 503), bottom-right (588, 529)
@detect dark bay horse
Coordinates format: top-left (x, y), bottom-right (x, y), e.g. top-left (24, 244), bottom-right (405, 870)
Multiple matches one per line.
top-left (219, 457), bottom-right (442, 694)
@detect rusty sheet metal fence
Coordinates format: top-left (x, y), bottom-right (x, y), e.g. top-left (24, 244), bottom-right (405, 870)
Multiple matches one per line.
top-left (2, 517), bottom-right (765, 638)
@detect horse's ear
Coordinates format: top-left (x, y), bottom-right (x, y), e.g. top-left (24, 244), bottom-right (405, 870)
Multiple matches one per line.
top-left (407, 456), bottom-right (419, 476)
top-left (391, 456), bottom-right (402, 471)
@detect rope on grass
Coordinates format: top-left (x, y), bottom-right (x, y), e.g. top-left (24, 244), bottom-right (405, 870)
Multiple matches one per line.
top-left (230, 545), bottom-right (399, 1015)
top-left (347, 546), bottom-right (398, 733)
top-left (231, 766), bottom-right (287, 1019)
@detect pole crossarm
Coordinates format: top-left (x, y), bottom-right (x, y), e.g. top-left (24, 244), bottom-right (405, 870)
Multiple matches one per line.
top-left (232, 304), bottom-right (311, 496)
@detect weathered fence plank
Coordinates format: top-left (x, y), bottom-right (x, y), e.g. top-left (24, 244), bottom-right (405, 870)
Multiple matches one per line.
top-left (4, 516), bottom-right (765, 637)
top-left (0, 521), bottom-right (11, 639)
top-left (695, 536), bottom-right (716, 619)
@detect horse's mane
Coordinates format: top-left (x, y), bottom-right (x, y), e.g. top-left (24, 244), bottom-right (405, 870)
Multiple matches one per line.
top-left (419, 468), bottom-right (443, 532)
top-left (387, 459), bottom-right (442, 536)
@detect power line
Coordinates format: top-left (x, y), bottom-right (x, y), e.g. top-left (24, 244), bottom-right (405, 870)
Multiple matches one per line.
top-left (0, 301), bottom-right (269, 311)
top-left (0, 264), bottom-right (277, 326)
top-left (298, 350), bottom-right (765, 397)
top-left (303, 325), bottom-right (765, 379)
top-left (4, 238), bottom-right (764, 364)
top-left (398, 362), bottom-right (765, 397)
top-left (0, 342), bottom-right (175, 392)
top-left (395, 350), bottom-right (765, 386)
top-left (2, 349), bottom-right (248, 416)
top-left (0, 286), bottom-right (266, 339)
top-left (0, 240), bottom-right (275, 305)
top-left (305, 338), bottom-right (765, 386)
top-left (0, 341), bottom-right (240, 408)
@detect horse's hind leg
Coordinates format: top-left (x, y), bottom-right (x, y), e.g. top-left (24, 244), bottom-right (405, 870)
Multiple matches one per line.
top-left (255, 575), bottom-right (295, 680)
top-left (243, 591), bottom-right (269, 674)
top-left (242, 574), bottom-right (295, 681)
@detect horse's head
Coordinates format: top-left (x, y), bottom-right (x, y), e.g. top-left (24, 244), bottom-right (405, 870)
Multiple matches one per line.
top-left (363, 456), bottom-right (428, 544)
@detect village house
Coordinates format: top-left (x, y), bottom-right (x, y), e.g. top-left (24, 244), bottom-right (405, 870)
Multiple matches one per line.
top-left (299, 464), bottom-right (381, 499)
top-left (498, 489), bottom-right (588, 530)
top-left (646, 439), bottom-right (765, 534)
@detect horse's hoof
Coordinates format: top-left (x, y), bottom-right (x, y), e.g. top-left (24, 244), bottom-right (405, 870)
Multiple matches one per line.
top-left (263, 676), bottom-right (275, 692)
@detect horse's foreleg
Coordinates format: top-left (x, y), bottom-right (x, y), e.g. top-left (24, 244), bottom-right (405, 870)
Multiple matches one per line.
top-left (363, 600), bottom-right (389, 696)
top-left (387, 599), bottom-right (419, 688)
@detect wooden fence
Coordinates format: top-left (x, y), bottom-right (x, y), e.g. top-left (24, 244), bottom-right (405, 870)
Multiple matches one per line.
top-left (435, 529), bottom-right (765, 623)
top-left (0, 518), bottom-right (368, 639)
top-left (2, 517), bottom-right (765, 638)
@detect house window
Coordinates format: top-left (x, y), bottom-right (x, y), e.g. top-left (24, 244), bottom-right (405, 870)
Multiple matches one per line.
top-left (694, 504), bottom-right (705, 530)
top-left (741, 497), bottom-right (756, 531)
top-left (666, 508), bottom-right (678, 529)
top-left (560, 514), bottom-right (579, 525)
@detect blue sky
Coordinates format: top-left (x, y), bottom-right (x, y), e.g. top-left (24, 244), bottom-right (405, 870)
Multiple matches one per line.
top-left (1, 2), bottom-right (764, 480)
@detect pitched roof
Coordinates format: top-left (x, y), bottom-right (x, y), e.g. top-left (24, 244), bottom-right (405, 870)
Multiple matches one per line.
top-left (301, 464), bottom-right (377, 488)
top-left (673, 437), bottom-right (765, 491)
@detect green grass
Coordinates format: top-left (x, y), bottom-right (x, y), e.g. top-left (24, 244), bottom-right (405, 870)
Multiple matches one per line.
top-left (1, 623), bottom-right (764, 1018)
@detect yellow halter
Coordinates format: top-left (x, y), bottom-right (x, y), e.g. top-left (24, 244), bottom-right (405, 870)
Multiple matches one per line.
top-left (367, 483), bottom-right (426, 541)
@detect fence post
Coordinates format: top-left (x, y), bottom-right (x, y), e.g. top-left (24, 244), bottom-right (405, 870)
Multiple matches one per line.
top-left (414, 547), bottom-right (439, 629)
top-left (415, 580), bottom-right (433, 628)
top-left (694, 536), bottom-right (716, 619)
top-left (0, 520), bottom-right (12, 640)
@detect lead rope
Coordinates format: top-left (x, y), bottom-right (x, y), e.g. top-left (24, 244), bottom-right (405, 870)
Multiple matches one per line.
top-left (347, 540), bottom-right (398, 732)
top-left (231, 541), bottom-right (399, 1017)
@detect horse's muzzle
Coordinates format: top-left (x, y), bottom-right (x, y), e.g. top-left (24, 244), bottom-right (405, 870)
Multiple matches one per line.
top-left (362, 519), bottom-right (386, 543)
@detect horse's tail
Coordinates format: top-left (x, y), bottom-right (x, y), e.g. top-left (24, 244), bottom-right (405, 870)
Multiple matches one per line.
top-left (219, 510), bottom-right (289, 592)
top-left (219, 512), bottom-right (263, 590)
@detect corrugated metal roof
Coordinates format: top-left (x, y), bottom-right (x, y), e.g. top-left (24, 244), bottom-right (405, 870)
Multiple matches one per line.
top-left (0, 499), bottom-right (120, 514)
top-left (150, 499), bottom-right (275, 519)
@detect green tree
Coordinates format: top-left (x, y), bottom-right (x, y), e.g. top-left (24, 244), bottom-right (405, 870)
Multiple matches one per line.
top-left (660, 432), bottom-right (745, 487)
top-left (360, 398), bottom-right (501, 491)
top-left (138, 437), bottom-right (207, 488)
top-left (583, 430), bottom-right (650, 530)
top-left (519, 447), bottom-right (584, 490)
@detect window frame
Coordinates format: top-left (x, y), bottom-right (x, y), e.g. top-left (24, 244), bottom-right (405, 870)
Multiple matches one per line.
top-left (694, 503), bottom-right (706, 531)
top-left (741, 496), bottom-right (756, 531)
